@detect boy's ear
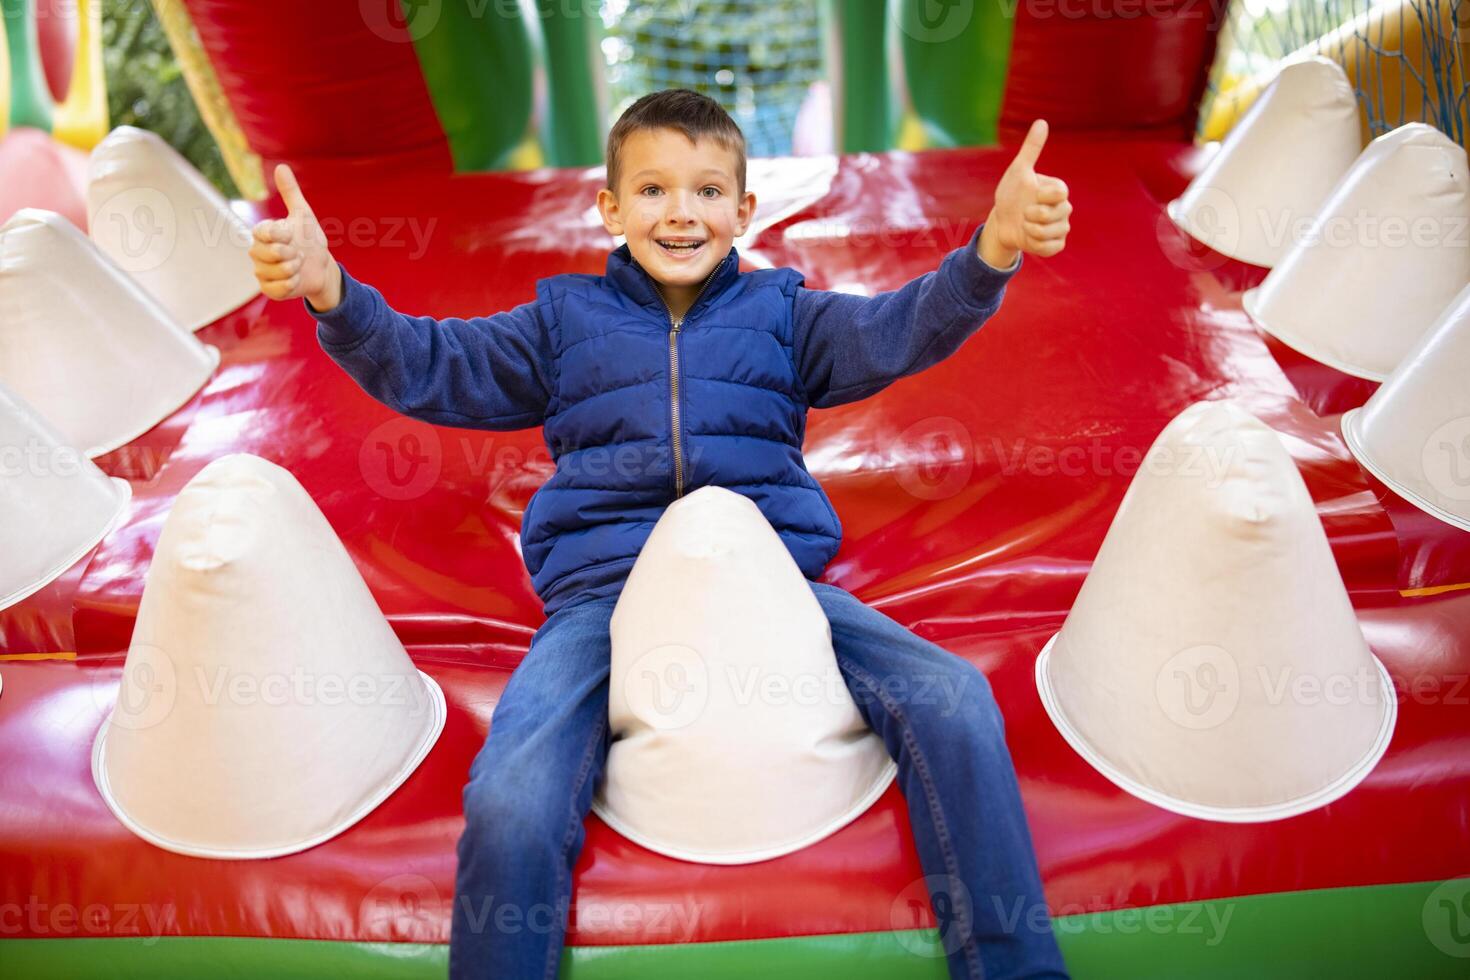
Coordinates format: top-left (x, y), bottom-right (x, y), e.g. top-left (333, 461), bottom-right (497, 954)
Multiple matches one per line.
top-left (734, 190), bottom-right (757, 238)
top-left (596, 187), bottom-right (624, 237)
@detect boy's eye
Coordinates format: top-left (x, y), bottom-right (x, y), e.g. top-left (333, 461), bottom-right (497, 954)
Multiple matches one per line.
top-left (700, 186), bottom-right (721, 198)
top-left (641, 186), bottom-right (662, 196)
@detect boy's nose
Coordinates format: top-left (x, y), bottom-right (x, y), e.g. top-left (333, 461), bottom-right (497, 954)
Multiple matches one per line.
top-left (663, 190), bottom-right (699, 224)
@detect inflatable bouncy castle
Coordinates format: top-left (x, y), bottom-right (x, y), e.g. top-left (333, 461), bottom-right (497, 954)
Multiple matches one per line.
top-left (2, 1), bottom-right (1469, 977)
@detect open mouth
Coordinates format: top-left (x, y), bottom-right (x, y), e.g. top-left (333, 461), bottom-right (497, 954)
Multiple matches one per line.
top-left (656, 238), bottom-right (706, 259)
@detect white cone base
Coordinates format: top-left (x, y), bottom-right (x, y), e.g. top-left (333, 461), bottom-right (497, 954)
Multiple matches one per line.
top-left (1243, 285), bottom-right (1387, 382)
top-left (1240, 124), bottom-right (1470, 381)
top-left (92, 671), bottom-right (445, 860)
top-left (1164, 197), bottom-right (1255, 263)
top-left (85, 344), bottom-right (220, 458)
top-left (1342, 408), bottom-right (1470, 533)
top-left (1036, 633), bottom-right (1397, 822)
top-left (1166, 57), bottom-right (1360, 269)
top-left (0, 209), bottom-right (223, 457)
top-left (592, 762), bottom-right (896, 866)
top-left (0, 477), bottom-right (130, 612)
top-left (592, 485), bottom-right (896, 865)
top-left (87, 126), bottom-right (260, 332)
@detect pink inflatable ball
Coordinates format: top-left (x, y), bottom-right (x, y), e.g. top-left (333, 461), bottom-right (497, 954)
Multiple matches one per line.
top-left (0, 128), bottom-right (89, 229)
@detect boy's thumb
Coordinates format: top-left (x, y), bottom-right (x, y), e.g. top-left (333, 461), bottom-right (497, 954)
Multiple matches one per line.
top-left (275, 164), bottom-right (313, 219)
top-left (1012, 119), bottom-right (1048, 171)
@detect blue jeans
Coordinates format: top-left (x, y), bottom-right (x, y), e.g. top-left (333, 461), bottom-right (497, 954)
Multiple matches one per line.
top-left (449, 582), bottom-right (1068, 979)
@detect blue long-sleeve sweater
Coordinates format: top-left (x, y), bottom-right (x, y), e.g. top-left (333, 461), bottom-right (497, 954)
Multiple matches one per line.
top-left (310, 224), bottom-right (1019, 614)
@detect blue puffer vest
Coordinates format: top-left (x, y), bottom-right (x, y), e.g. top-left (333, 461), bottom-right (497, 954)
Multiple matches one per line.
top-left (525, 243), bottom-right (837, 615)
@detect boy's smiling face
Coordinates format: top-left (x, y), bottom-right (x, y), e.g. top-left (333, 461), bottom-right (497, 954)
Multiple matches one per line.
top-left (597, 126), bottom-right (756, 317)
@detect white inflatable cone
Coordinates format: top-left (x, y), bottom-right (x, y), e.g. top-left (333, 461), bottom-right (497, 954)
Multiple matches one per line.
top-left (1343, 283), bottom-right (1470, 532)
top-left (1169, 57), bottom-right (1360, 268)
top-left (0, 381), bottom-right (131, 611)
top-left (92, 454), bottom-right (445, 859)
top-left (594, 486), bottom-right (896, 864)
top-left (87, 126), bottom-right (259, 331)
top-left (1243, 123), bottom-right (1470, 380)
top-left (0, 209), bottom-right (219, 457)
top-left (1035, 401), bottom-right (1396, 822)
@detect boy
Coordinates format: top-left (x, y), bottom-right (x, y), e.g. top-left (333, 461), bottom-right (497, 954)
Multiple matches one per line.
top-left (251, 89), bottom-right (1072, 979)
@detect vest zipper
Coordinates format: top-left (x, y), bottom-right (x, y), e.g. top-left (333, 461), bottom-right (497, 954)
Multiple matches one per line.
top-left (658, 260), bottom-right (723, 499)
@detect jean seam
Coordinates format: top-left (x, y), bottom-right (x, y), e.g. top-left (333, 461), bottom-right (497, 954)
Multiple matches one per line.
top-left (837, 651), bottom-right (985, 980)
top-left (542, 709), bottom-right (608, 980)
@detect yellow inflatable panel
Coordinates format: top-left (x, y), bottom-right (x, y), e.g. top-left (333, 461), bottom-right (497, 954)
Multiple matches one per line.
top-left (1203, 0), bottom-right (1467, 145)
top-left (51, 0), bottom-right (108, 150)
top-left (150, 0), bottom-right (264, 199)
top-left (2, 12), bottom-right (11, 138)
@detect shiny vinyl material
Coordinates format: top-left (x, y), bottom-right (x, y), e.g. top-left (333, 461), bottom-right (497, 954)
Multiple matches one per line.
top-left (1, 141), bottom-right (1467, 955)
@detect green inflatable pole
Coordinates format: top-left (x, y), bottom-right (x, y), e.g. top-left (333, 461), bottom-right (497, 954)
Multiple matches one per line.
top-left (408, 0), bottom-right (534, 172)
top-left (535, 0), bottom-right (604, 167)
top-left (895, 0), bottom-right (1014, 147)
top-left (2, 0), bottom-right (53, 131)
top-left (828, 0), bottom-right (897, 153)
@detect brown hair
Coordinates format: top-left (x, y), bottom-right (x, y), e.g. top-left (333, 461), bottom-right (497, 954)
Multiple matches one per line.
top-left (605, 89), bottom-right (747, 196)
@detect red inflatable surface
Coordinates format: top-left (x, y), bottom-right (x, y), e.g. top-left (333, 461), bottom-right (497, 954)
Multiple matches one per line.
top-left (180, 0), bottom-right (1220, 180)
top-left (1000, 0), bottom-right (1218, 143)
top-left (3, 140), bottom-right (1469, 953)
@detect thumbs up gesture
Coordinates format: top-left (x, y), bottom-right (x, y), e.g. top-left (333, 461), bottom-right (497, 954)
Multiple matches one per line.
top-left (979, 119), bottom-right (1072, 269)
top-left (250, 164), bottom-right (342, 311)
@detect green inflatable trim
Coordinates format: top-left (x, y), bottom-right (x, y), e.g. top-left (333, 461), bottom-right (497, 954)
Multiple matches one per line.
top-left (3, 880), bottom-right (1467, 978)
top-left (533, 0), bottom-right (603, 168)
top-left (404, 0), bottom-right (534, 172)
top-left (828, 0), bottom-right (899, 154)
top-left (2, 0), bottom-right (53, 130)
top-left (896, 0), bottom-right (1012, 147)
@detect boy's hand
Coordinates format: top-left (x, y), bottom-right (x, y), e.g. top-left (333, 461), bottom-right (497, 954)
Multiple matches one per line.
top-left (250, 164), bottom-right (342, 311)
top-left (980, 119), bottom-right (1071, 268)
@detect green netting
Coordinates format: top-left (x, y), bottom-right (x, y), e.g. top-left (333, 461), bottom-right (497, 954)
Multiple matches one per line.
top-left (1202, 0), bottom-right (1469, 144)
top-left (598, 0), bottom-right (826, 157)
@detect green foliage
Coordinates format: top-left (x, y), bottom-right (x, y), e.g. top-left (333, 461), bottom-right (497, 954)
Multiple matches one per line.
top-left (101, 0), bottom-right (237, 197)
